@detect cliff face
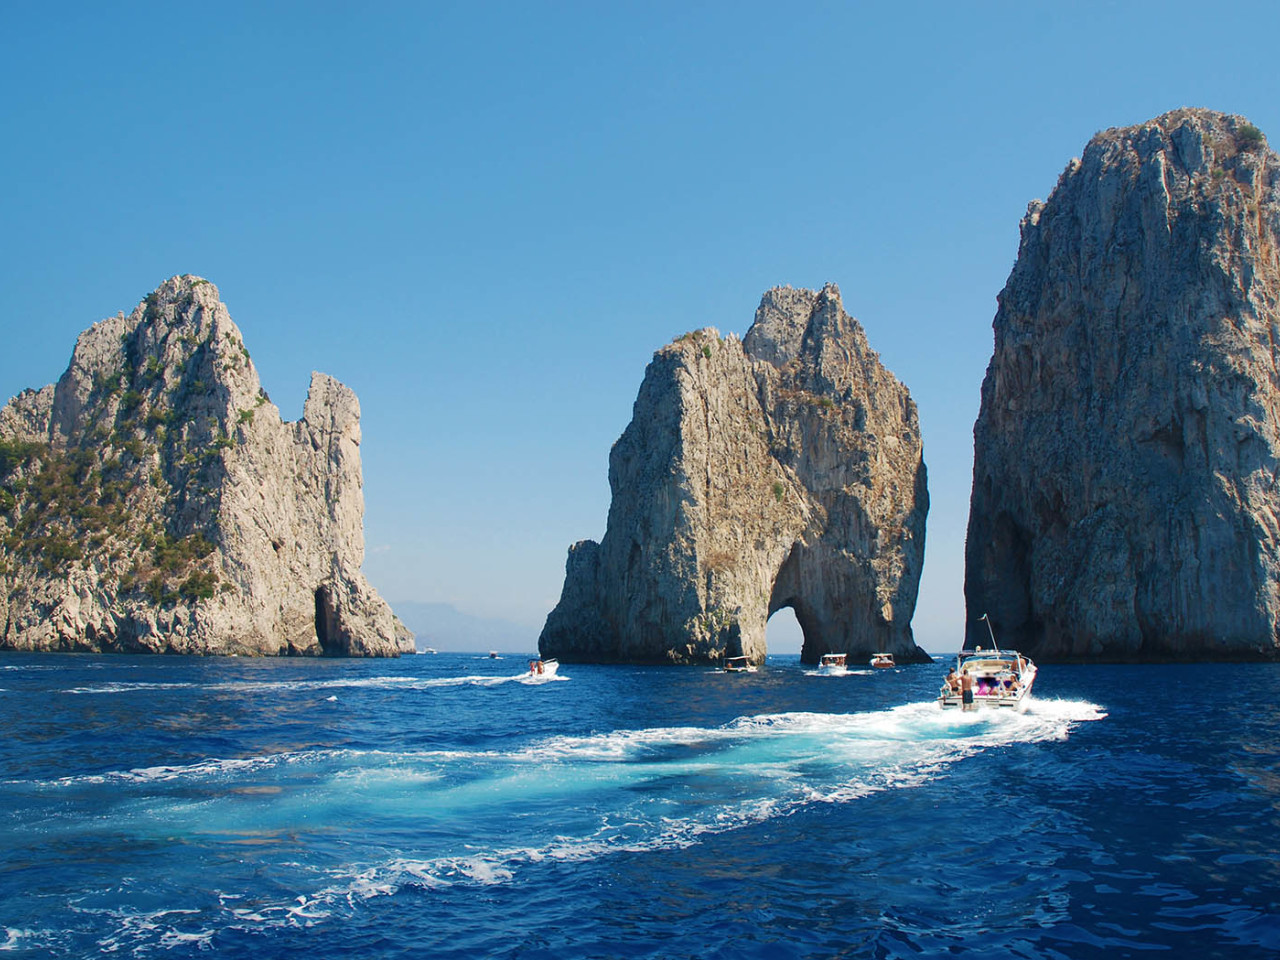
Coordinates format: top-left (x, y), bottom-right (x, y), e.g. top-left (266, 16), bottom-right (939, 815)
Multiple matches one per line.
top-left (540, 284), bottom-right (928, 665)
top-left (966, 109), bottom-right (1280, 660)
top-left (0, 276), bottom-right (413, 656)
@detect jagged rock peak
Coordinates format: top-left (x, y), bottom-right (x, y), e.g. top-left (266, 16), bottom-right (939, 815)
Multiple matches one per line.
top-left (965, 108), bottom-right (1280, 661)
top-left (540, 284), bottom-right (929, 666)
top-left (0, 275), bottom-right (413, 657)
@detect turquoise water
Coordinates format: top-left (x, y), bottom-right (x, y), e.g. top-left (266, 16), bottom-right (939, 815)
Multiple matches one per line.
top-left (0, 653), bottom-right (1276, 957)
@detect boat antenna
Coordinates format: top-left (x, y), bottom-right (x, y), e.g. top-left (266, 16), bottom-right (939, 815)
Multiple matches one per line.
top-left (979, 613), bottom-right (1000, 655)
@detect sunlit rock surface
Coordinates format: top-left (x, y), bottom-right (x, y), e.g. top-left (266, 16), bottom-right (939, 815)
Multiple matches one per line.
top-left (0, 276), bottom-right (412, 656)
top-left (541, 284), bottom-right (928, 665)
top-left (965, 109), bottom-right (1280, 661)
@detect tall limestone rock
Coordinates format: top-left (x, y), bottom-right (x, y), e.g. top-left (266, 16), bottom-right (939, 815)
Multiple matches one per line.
top-left (966, 108), bottom-right (1280, 660)
top-left (540, 284), bottom-right (929, 665)
top-left (0, 275), bottom-right (413, 656)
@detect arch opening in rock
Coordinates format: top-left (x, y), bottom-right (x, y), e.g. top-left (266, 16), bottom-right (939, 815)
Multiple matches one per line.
top-left (764, 605), bottom-right (804, 657)
top-left (767, 544), bottom-right (825, 664)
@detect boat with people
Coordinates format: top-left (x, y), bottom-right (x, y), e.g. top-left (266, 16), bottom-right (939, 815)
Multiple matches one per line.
top-left (818, 653), bottom-right (848, 675)
top-left (723, 656), bottom-right (758, 673)
top-left (869, 653), bottom-right (895, 668)
top-left (528, 658), bottom-right (559, 678)
top-left (938, 615), bottom-right (1037, 712)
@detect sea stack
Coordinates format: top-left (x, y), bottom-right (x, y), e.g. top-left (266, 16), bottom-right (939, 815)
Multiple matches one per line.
top-left (0, 276), bottom-right (413, 656)
top-left (540, 284), bottom-right (928, 665)
top-left (966, 108), bottom-right (1280, 660)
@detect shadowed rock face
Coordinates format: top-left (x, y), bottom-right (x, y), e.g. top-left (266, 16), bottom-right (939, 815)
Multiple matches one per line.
top-left (540, 284), bottom-right (929, 665)
top-left (0, 275), bottom-right (413, 656)
top-left (965, 109), bottom-right (1280, 661)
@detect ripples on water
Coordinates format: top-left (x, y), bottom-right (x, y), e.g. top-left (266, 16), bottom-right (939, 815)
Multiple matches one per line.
top-left (0, 653), bottom-right (1278, 958)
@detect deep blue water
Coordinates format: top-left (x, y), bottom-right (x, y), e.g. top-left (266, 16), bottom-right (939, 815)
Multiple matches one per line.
top-left (0, 652), bottom-right (1278, 958)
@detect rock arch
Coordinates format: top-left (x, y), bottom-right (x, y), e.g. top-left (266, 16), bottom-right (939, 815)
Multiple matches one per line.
top-left (539, 285), bottom-right (930, 665)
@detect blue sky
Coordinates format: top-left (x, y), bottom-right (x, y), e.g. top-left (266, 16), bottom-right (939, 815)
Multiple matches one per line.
top-left (4, 2), bottom-right (1280, 653)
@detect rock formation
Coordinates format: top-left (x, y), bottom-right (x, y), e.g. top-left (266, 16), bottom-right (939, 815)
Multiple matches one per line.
top-left (540, 284), bottom-right (929, 665)
top-left (0, 275), bottom-right (413, 656)
top-left (966, 108), bottom-right (1280, 660)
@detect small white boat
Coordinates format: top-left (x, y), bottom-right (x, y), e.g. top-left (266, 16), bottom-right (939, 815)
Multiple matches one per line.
top-left (528, 658), bottom-right (559, 678)
top-left (938, 616), bottom-right (1037, 712)
top-left (869, 653), bottom-right (895, 668)
top-left (488, 651), bottom-right (498, 659)
top-left (723, 656), bottom-right (758, 673)
top-left (818, 653), bottom-right (848, 675)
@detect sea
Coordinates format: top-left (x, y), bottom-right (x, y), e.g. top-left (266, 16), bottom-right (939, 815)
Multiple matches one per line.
top-left (1, 651), bottom-right (1277, 959)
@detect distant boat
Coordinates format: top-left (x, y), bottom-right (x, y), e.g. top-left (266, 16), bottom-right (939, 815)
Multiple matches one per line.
top-left (818, 653), bottom-right (848, 675)
top-left (869, 653), bottom-right (895, 668)
top-left (528, 658), bottom-right (559, 678)
top-left (422, 647), bottom-right (437, 655)
top-left (488, 651), bottom-right (498, 659)
top-left (938, 615), bottom-right (1037, 712)
top-left (723, 656), bottom-right (757, 673)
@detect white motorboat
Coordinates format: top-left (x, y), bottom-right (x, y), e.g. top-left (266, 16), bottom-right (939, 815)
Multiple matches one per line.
top-left (938, 616), bottom-right (1036, 712)
top-left (528, 658), bottom-right (559, 678)
top-left (869, 653), bottom-right (895, 668)
top-left (723, 656), bottom-right (758, 673)
top-left (818, 653), bottom-right (848, 674)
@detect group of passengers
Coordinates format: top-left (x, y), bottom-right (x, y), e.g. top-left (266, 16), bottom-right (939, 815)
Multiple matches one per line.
top-left (942, 668), bottom-right (1020, 710)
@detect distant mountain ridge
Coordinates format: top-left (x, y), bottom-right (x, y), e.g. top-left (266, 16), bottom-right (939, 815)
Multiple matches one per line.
top-left (391, 601), bottom-right (537, 653)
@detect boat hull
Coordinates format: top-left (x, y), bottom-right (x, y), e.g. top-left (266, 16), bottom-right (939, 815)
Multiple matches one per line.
top-left (528, 658), bottom-right (559, 678)
top-left (938, 689), bottom-right (1033, 713)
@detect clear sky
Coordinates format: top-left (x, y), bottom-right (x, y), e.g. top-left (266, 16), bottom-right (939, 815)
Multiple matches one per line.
top-left (3, 1), bottom-right (1280, 654)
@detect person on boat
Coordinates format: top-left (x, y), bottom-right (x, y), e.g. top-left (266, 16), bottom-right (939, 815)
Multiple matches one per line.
top-left (944, 669), bottom-right (960, 696)
top-left (960, 671), bottom-right (975, 711)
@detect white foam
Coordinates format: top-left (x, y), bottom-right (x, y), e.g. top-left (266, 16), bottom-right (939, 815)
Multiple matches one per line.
top-left (25, 694), bottom-right (1108, 953)
top-left (0, 928), bottom-right (37, 952)
top-left (273, 696), bottom-right (1108, 908)
top-left (59, 669), bottom-right (572, 695)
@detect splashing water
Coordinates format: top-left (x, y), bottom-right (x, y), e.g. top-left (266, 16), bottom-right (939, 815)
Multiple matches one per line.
top-left (4, 653), bottom-right (1276, 959)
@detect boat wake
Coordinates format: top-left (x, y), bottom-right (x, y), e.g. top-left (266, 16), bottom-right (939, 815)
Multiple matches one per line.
top-left (59, 672), bottom-right (568, 695)
top-left (13, 697), bottom-right (1105, 954)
